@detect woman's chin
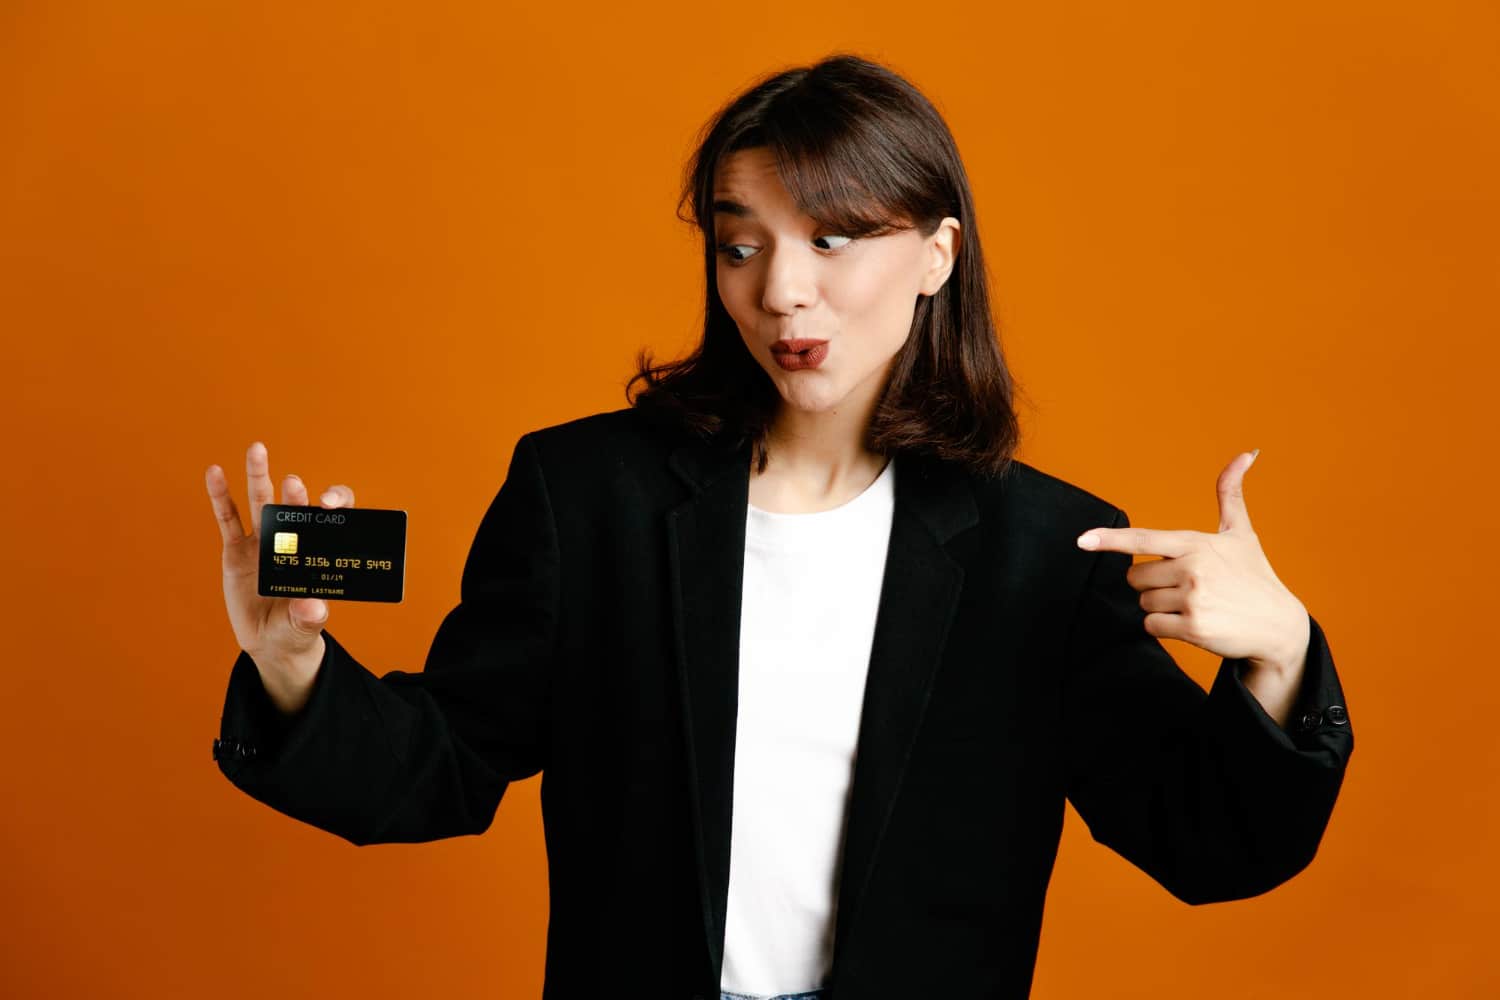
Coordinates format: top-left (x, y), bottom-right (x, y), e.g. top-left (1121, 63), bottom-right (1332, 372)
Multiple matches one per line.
top-left (775, 384), bottom-right (845, 415)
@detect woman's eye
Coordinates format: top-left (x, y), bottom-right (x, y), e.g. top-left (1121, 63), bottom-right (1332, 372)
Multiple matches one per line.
top-left (715, 235), bottom-right (855, 266)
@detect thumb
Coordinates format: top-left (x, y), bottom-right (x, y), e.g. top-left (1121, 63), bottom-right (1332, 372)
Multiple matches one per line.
top-left (286, 597), bottom-right (329, 638)
top-left (1216, 448), bottom-right (1257, 534)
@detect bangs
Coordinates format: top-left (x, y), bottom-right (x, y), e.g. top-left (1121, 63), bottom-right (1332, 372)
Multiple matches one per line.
top-left (716, 109), bottom-right (928, 239)
top-left (772, 141), bottom-right (914, 238)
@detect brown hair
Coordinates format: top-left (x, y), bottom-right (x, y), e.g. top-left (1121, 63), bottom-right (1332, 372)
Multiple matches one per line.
top-left (625, 52), bottom-right (1025, 480)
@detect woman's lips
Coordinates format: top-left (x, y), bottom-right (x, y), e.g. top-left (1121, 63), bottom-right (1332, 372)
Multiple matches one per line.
top-left (771, 338), bottom-right (829, 370)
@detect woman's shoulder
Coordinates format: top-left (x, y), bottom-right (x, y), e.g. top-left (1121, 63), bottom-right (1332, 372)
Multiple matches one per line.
top-left (970, 456), bottom-right (1123, 529)
top-left (522, 405), bottom-right (687, 457)
top-left (513, 406), bottom-right (694, 489)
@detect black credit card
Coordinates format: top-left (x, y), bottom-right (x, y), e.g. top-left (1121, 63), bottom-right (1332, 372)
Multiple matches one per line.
top-left (257, 503), bottom-right (407, 603)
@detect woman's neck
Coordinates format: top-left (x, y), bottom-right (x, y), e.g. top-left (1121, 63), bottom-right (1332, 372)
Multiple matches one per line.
top-left (748, 397), bottom-right (889, 513)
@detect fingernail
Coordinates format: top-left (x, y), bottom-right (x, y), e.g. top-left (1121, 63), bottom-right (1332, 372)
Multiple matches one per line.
top-left (1077, 532), bottom-right (1099, 549)
top-left (287, 473), bottom-right (301, 483)
top-left (1249, 448), bottom-right (1260, 466)
top-left (321, 491), bottom-right (338, 505)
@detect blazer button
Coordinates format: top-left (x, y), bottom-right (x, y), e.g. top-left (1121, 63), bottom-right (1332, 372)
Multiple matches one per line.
top-left (1296, 710), bottom-right (1322, 732)
top-left (212, 738), bottom-right (258, 761)
top-left (1325, 705), bottom-right (1348, 725)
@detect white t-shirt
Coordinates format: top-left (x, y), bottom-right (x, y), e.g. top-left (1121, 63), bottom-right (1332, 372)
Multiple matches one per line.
top-left (720, 455), bottom-right (897, 997)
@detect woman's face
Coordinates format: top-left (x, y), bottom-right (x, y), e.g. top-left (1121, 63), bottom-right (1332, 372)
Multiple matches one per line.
top-left (712, 147), bottom-right (959, 418)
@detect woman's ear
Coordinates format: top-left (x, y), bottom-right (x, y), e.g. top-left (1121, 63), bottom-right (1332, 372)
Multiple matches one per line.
top-left (920, 217), bottom-right (961, 296)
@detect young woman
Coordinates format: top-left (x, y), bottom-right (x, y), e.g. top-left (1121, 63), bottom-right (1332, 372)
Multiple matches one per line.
top-left (204, 53), bottom-right (1354, 1000)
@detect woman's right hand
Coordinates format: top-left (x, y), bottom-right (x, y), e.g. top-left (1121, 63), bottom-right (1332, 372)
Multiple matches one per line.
top-left (204, 441), bottom-right (355, 716)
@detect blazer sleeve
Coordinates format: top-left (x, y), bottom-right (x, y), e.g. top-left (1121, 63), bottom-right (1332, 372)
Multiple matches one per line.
top-left (211, 431), bottom-right (560, 846)
top-left (1061, 507), bottom-right (1354, 905)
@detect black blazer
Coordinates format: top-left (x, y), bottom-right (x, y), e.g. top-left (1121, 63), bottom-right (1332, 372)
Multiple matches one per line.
top-left (213, 405), bottom-right (1354, 999)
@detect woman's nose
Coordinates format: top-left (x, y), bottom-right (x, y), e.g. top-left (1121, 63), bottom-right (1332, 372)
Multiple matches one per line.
top-left (759, 246), bottom-right (819, 314)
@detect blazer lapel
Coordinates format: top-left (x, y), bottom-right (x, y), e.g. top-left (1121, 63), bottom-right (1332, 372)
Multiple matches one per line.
top-left (665, 432), bottom-right (753, 983)
top-left (665, 431), bottom-right (979, 986)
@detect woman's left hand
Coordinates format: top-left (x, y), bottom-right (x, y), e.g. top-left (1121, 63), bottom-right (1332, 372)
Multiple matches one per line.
top-left (1075, 450), bottom-right (1311, 675)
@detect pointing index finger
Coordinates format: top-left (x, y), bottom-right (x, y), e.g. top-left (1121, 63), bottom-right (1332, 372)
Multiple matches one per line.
top-left (1077, 526), bottom-right (1197, 558)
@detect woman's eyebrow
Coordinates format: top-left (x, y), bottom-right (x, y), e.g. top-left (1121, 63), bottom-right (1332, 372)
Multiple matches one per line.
top-left (712, 198), bottom-right (753, 218)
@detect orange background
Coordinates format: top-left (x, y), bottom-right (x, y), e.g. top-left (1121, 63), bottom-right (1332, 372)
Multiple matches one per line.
top-left (4, 1), bottom-right (1496, 996)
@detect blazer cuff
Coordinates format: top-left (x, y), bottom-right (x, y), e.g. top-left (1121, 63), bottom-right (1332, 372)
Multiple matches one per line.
top-left (1206, 610), bottom-right (1354, 765)
top-left (213, 630), bottom-right (349, 777)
